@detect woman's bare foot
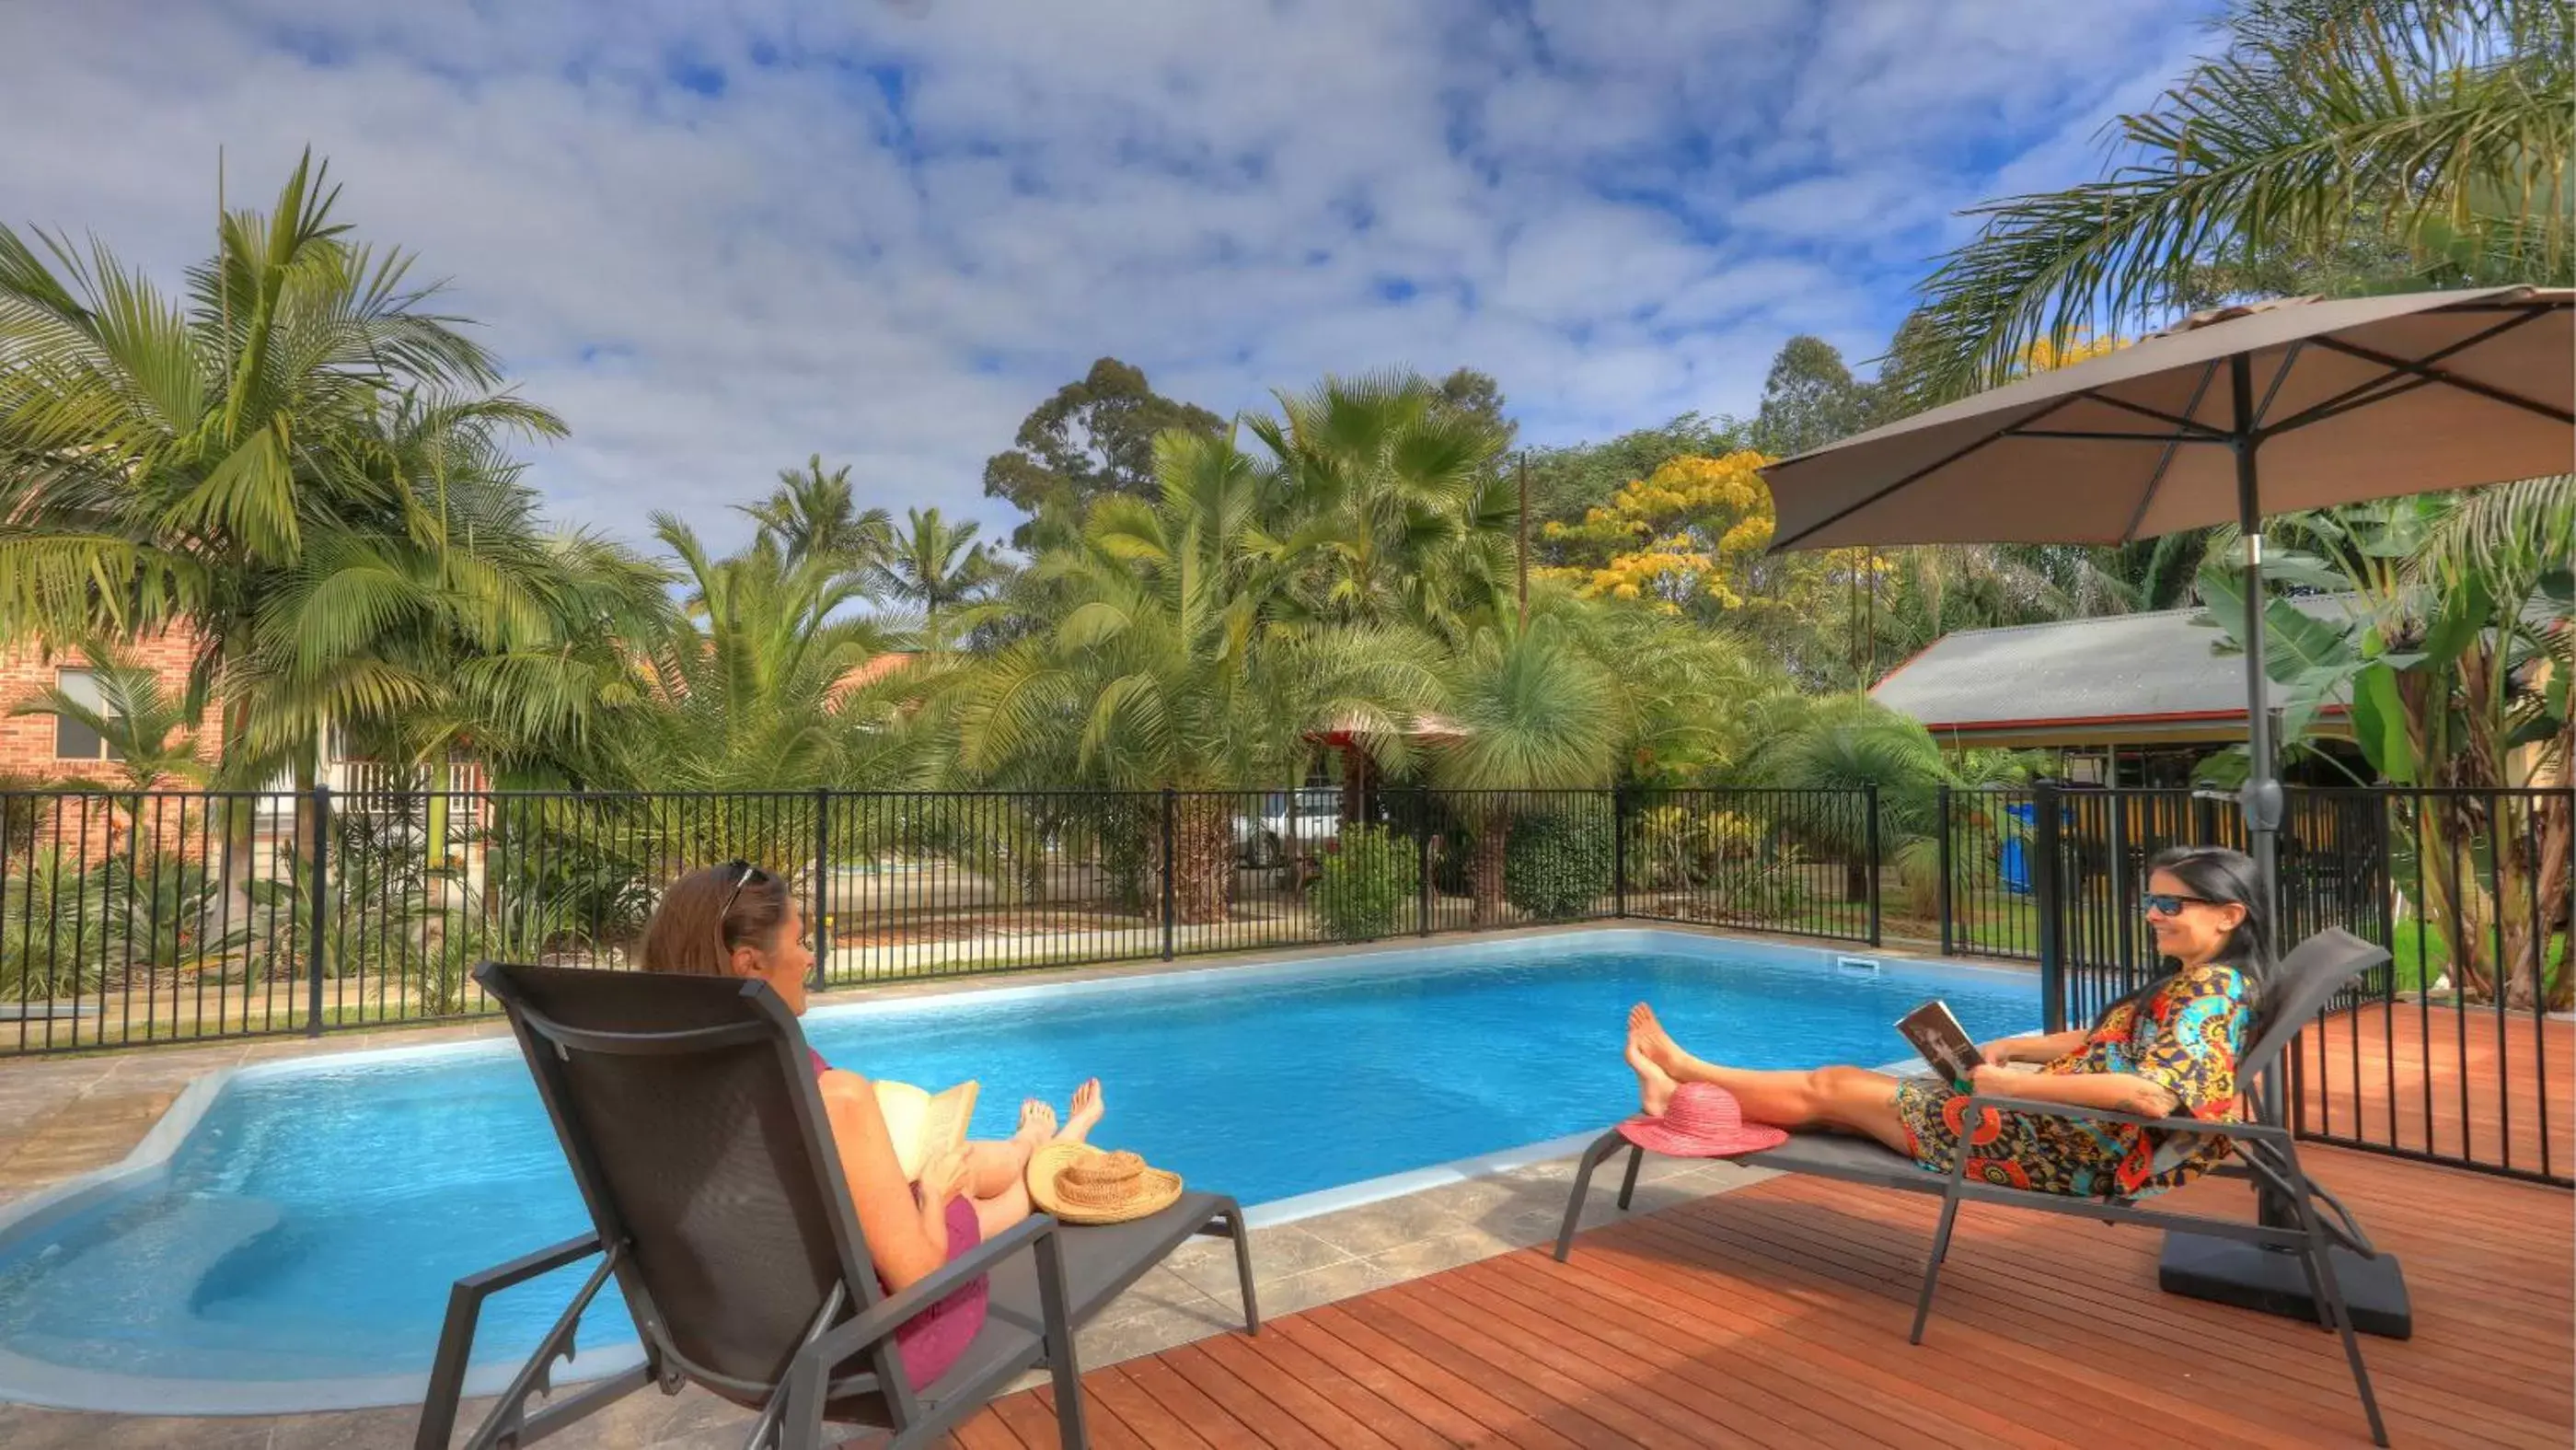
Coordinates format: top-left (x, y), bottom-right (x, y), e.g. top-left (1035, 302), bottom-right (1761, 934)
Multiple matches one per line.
top-left (1626, 1002), bottom-right (1685, 1075)
top-left (1055, 1078), bottom-right (1104, 1145)
top-left (1015, 1098), bottom-right (1057, 1154)
top-left (1626, 1032), bottom-right (1679, 1117)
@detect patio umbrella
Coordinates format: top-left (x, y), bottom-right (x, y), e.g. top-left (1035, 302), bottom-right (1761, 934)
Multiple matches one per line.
top-left (1758, 284), bottom-right (2572, 1332)
top-left (1763, 284), bottom-right (2570, 916)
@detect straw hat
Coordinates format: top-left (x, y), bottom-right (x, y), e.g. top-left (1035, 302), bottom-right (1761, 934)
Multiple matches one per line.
top-left (1027, 1144), bottom-right (1184, 1224)
top-left (1616, 1082), bottom-right (1789, 1157)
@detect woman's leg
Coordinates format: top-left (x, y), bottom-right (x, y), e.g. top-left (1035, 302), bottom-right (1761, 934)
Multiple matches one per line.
top-left (1628, 1003), bottom-right (1910, 1153)
top-left (952, 1099), bottom-right (1054, 1238)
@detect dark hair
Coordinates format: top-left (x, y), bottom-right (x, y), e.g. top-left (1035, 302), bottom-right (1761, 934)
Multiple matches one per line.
top-left (639, 862), bottom-right (792, 977)
top-left (2147, 844), bottom-right (2272, 980)
top-left (2094, 844), bottom-right (2270, 1025)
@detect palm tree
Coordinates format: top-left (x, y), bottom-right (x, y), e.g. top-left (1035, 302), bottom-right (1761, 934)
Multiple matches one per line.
top-left (739, 455), bottom-right (892, 571)
top-left (862, 507), bottom-right (1004, 649)
top-left (635, 515), bottom-right (907, 795)
top-left (1426, 607), bottom-right (1623, 922)
top-left (0, 154), bottom-right (620, 795)
top-left (1904, 0), bottom-right (2570, 400)
top-left (1245, 372), bottom-right (1514, 644)
top-left (957, 430), bottom-right (1438, 922)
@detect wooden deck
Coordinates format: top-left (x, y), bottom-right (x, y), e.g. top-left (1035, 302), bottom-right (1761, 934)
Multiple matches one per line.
top-left (952, 1008), bottom-right (2576, 1448)
top-left (2290, 1005), bottom-right (2572, 1183)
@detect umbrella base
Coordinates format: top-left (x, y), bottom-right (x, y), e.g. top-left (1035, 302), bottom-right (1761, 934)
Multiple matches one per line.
top-left (2158, 1232), bottom-right (2412, 1339)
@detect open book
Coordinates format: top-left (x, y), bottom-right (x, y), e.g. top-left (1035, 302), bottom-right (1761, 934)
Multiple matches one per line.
top-left (1895, 1000), bottom-right (1981, 1090)
top-left (872, 1078), bottom-right (980, 1183)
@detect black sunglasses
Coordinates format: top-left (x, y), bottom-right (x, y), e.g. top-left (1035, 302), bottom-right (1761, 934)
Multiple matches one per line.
top-left (2142, 891), bottom-right (2215, 917)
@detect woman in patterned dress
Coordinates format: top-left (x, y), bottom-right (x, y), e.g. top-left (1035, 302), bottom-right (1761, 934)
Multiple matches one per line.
top-left (1625, 846), bottom-right (2268, 1200)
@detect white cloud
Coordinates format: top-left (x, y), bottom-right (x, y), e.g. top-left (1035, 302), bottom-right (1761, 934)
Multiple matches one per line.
top-left (0, 0), bottom-right (2212, 552)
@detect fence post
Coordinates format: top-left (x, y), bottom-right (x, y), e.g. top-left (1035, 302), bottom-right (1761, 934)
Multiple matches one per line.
top-left (306, 783), bottom-right (331, 1038)
top-left (1863, 784), bottom-right (1882, 945)
top-left (1415, 791), bottom-right (1434, 937)
top-left (1160, 786), bottom-right (1177, 961)
top-left (2033, 781), bottom-right (2064, 1033)
top-left (1935, 784), bottom-right (1954, 956)
top-left (809, 787), bottom-right (831, 992)
top-left (1611, 784), bottom-right (1629, 920)
top-left (2108, 786), bottom-right (2134, 992)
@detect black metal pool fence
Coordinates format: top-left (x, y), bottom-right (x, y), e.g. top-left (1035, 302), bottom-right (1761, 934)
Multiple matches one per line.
top-left (1936, 782), bottom-right (2570, 1186)
top-left (0, 783), bottom-right (1880, 1056)
top-left (6, 777), bottom-right (2564, 1188)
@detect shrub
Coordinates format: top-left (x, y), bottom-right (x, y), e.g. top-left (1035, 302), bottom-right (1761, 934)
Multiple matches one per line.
top-left (1315, 824), bottom-right (1416, 941)
top-left (1712, 847), bottom-right (1815, 926)
top-left (1893, 835), bottom-right (1944, 918)
top-left (1504, 812), bottom-right (1613, 922)
top-left (1625, 804), bottom-right (1762, 891)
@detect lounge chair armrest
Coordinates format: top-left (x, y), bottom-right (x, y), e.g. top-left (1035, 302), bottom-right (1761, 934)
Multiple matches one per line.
top-left (451, 1231), bottom-right (607, 1296)
top-left (801, 1213), bottom-right (1060, 1368)
top-left (1961, 1092), bottom-right (2290, 1143)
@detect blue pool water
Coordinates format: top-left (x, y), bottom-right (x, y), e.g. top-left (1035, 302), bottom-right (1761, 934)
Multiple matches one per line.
top-left (0, 930), bottom-right (2034, 1409)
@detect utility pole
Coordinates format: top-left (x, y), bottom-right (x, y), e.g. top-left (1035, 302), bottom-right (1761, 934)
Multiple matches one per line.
top-left (1516, 452), bottom-right (1530, 629)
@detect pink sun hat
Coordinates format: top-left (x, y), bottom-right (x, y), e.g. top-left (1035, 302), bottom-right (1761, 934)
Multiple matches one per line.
top-left (1617, 1082), bottom-right (1790, 1157)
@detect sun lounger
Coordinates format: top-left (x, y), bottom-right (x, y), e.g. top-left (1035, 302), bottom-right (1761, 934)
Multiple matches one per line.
top-left (413, 961), bottom-right (1258, 1450)
top-left (1554, 928), bottom-right (2395, 1447)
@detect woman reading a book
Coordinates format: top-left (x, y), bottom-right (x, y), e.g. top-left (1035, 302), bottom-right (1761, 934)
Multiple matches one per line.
top-left (1625, 845), bottom-right (2267, 1200)
top-left (639, 862), bottom-right (1105, 1383)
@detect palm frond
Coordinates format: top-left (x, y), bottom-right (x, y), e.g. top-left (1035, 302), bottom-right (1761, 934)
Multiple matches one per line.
top-left (1906, 0), bottom-right (2570, 401)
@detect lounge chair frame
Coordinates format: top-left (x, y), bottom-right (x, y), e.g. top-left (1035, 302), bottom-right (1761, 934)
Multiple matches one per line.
top-left (1554, 928), bottom-right (2394, 1447)
top-left (414, 962), bottom-right (1257, 1450)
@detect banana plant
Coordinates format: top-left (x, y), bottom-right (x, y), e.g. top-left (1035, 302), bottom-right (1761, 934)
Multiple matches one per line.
top-left (2191, 489), bottom-right (2573, 1005)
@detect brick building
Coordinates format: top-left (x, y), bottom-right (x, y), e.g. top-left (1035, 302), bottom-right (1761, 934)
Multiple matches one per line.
top-left (0, 626), bottom-right (219, 784)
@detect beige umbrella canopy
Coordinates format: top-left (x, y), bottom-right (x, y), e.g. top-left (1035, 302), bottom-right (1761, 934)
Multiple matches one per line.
top-left (1763, 285), bottom-right (2572, 551)
top-left (1758, 285), bottom-right (2573, 860)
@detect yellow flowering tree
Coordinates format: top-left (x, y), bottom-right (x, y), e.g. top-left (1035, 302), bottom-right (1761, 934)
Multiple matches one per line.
top-left (1539, 451), bottom-right (1781, 610)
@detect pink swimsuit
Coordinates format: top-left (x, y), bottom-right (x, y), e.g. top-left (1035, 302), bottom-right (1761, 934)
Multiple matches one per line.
top-left (813, 1050), bottom-right (990, 1388)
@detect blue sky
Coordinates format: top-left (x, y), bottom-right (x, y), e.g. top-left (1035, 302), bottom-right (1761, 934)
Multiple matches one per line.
top-left (1, 0), bottom-right (2217, 551)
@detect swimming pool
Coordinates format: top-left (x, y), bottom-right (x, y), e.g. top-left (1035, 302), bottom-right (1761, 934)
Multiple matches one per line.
top-left (0, 928), bottom-right (2036, 1412)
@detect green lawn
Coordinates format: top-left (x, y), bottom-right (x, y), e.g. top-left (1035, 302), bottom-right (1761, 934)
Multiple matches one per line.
top-left (2388, 927), bottom-right (2569, 999)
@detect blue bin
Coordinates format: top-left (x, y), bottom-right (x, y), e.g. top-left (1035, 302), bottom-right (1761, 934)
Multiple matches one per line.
top-left (1999, 803), bottom-right (2035, 895)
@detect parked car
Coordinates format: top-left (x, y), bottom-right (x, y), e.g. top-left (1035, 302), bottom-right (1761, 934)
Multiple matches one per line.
top-left (1233, 788), bottom-right (1343, 866)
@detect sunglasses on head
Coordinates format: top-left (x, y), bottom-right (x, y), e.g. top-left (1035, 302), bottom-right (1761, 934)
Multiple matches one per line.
top-left (2142, 891), bottom-right (2214, 918)
top-left (716, 859), bottom-right (767, 920)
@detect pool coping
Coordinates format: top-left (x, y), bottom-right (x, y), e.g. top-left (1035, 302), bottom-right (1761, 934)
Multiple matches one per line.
top-left (0, 926), bottom-right (2030, 1415)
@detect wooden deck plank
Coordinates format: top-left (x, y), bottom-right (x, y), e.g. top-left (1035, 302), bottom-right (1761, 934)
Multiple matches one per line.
top-left (1112, 1356), bottom-right (1275, 1450)
top-left (1443, 1256), bottom-right (1900, 1450)
top-left (1149, 1341), bottom-right (1337, 1450)
top-left (1190, 1321), bottom-right (1410, 1450)
top-left (1638, 1188), bottom-right (2556, 1446)
top-left (951, 1008), bottom-right (2570, 1449)
top-left (1300, 1300), bottom-right (1591, 1450)
top-left (1478, 1240), bottom-right (2084, 1450)
top-left (1219, 1315), bottom-right (1453, 1450)
top-left (1082, 1364), bottom-right (1219, 1450)
top-left (1262, 1313), bottom-right (1501, 1449)
top-left (1367, 1275), bottom-right (1755, 1450)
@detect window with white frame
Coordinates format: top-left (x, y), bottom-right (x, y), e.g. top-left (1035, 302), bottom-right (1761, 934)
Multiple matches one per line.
top-left (51, 668), bottom-right (126, 762)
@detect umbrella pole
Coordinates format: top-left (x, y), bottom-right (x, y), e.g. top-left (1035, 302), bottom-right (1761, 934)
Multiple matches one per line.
top-left (2156, 355), bottom-right (2411, 1336)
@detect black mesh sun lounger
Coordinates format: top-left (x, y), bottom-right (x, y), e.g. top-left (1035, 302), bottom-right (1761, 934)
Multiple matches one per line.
top-left (413, 962), bottom-right (1258, 1450)
top-left (1554, 928), bottom-right (2396, 1447)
